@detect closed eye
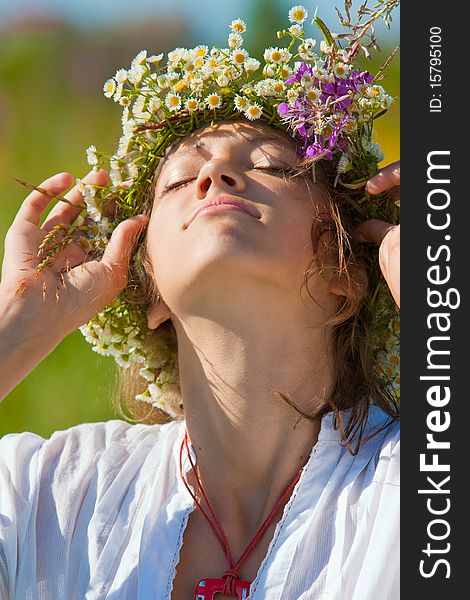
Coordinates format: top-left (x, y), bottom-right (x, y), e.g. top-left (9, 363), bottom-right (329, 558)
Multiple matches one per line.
top-left (162, 177), bottom-right (197, 194)
top-left (253, 166), bottom-right (294, 176)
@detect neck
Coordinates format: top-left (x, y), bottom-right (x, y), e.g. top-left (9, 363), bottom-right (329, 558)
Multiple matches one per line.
top-left (172, 294), bottom-right (332, 530)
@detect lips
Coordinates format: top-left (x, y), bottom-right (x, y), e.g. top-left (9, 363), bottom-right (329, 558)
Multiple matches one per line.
top-left (185, 196), bottom-right (260, 228)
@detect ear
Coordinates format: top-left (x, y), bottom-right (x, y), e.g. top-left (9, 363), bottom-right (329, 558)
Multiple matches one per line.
top-left (327, 264), bottom-right (368, 301)
top-left (147, 297), bottom-right (172, 329)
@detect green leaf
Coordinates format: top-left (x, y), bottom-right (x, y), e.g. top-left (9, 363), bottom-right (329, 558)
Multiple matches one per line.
top-left (313, 16), bottom-right (336, 48)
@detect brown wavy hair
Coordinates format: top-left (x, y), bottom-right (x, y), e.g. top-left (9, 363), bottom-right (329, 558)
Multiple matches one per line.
top-left (113, 128), bottom-right (399, 455)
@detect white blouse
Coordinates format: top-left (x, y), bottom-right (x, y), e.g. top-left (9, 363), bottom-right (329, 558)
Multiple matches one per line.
top-left (0, 406), bottom-right (399, 600)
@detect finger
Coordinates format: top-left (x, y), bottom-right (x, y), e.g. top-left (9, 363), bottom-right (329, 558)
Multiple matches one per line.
top-left (366, 161), bottom-right (400, 194)
top-left (41, 169), bottom-right (110, 232)
top-left (13, 173), bottom-right (74, 229)
top-left (353, 219), bottom-right (395, 246)
top-left (49, 240), bottom-right (89, 273)
top-left (100, 215), bottom-right (150, 290)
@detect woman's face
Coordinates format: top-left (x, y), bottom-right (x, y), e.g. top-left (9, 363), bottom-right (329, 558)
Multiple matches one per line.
top-left (146, 120), bottom-right (338, 319)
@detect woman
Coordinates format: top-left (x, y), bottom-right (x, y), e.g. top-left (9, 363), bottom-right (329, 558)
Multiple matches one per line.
top-left (0, 121), bottom-right (400, 600)
top-left (0, 4), bottom-right (400, 599)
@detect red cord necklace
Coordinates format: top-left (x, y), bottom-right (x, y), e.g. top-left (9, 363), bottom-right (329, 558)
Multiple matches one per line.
top-left (179, 430), bottom-right (305, 599)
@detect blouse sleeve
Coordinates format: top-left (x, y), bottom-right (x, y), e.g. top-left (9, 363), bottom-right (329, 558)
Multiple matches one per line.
top-left (0, 420), bottom-right (143, 599)
top-left (0, 431), bottom-right (45, 599)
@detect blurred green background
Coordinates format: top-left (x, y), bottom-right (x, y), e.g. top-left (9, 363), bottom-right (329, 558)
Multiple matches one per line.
top-left (0, 0), bottom-right (399, 437)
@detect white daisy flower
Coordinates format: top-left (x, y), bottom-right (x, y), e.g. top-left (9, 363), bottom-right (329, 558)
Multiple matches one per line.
top-left (217, 74), bottom-right (230, 87)
top-left (148, 96), bottom-right (162, 113)
top-left (128, 64), bottom-right (146, 84)
top-left (244, 102), bottom-right (262, 120)
top-left (301, 73), bottom-right (314, 88)
top-left (381, 94), bottom-right (393, 109)
top-left (264, 47), bottom-right (291, 64)
top-left (92, 344), bottom-right (110, 356)
top-left (139, 367), bottom-right (156, 382)
top-left (272, 80), bottom-right (286, 95)
top-left (365, 84), bottom-right (387, 101)
top-left (223, 65), bottom-right (239, 81)
top-left (86, 145), bottom-right (99, 166)
top-left (168, 74), bottom-right (182, 89)
top-left (132, 95), bottom-right (150, 119)
top-left (114, 68), bottom-right (128, 84)
top-left (288, 24), bottom-right (303, 36)
top-left (230, 19), bottom-right (247, 33)
top-left (206, 93), bottom-right (222, 109)
top-left (263, 64), bottom-right (276, 78)
top-left (312, 64), bottom-right (326, 79)
top-left (337, 153), bottom-right (352, 173)
top-left (115, 353), bottom-right (131, 368)
top-left (157, 74), bottom-right (170, 89)
top-left (193, 44), bottom-right (209, 58)
top-left (113, 83), bottom-right (124, 102)
top-left (190, 77), bottom-right (204, 94)
top-left (131, 50), bottom-right (147, 67)
top-left (320, 40), bottom-right (334, 54)
top-left (244, 57), bottom-right (261, 72)
top-left (117, 134), bottom-right (132, 157)
top-left (135, 391), bottom-right (152, 405)
top-left (122, 117), bottom-right (136, 137)
top-left (185, 97), bottom-right (199, 112)
top-left (288, 5), bottom-right (308, 24)
top-left (228, 32), bottom-right (243, 49)
top-left (82, 189), bottom-right (101, 222)
top-left (103, 78), bottom-right (116, 98)
top-left (147, 53), bottom-right (164, 63)
top-left (183, 60), bottom-right (197, 75)
top-left (172, 78), bottom-right (188, 93)
top-left (306, 87), bottom-right (321, 103)
top-left (165, 92), bottom-right (182, 112)
top-left (119, 96), bottom-right (131, 107)
top-left (231, 48), bottom-right (249, 65)
top-left (127, 162), bottom-right (138, 180)
top-left (281, 64), bottom-right (292, 78)
top-left (334, 62), bottom-right (350, 78)
top-left (168, 47), bottom-right (186, 65)
top-left (110, 161), bottom-right (123, 186)
top-left (255, 79), bottom-right (276, 96)
top-left (298, 38), bottom-right (317, 61)
top-left (234, 95), bottom-right (251, 111)
top-left (321, 72), bottom-right (335, 83)
top-left (198, 64), bottom-right (213, 80)
top-left (287, 88), bottom-right (300, 103)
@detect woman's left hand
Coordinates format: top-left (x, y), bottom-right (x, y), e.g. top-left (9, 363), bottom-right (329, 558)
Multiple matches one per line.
top-left (353, 161), bottom-right (400, 308)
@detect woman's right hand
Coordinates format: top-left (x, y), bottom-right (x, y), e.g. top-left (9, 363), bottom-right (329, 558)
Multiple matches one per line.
top-left (1, 170), bottom-right (149, 347)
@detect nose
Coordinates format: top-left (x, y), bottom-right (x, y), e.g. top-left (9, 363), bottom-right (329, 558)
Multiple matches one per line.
top-left (195, 159), bottom-right (246, 198)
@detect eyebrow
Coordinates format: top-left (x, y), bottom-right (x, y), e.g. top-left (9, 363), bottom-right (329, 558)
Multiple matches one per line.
top-left (158, 131), bottom-right (294, 179)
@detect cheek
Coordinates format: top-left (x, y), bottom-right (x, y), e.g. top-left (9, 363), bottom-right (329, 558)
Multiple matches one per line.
top-left (146, 207), bottom-right (179, 280)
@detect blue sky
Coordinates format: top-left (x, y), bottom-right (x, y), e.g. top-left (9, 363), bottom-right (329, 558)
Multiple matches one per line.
top-left (1, 0), bottom-right (398, 43)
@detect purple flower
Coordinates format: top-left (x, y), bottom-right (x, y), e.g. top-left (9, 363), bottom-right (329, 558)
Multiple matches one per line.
top-left (305, 143), bottom-right (333, 160)
top-left (295, 122), bottom-right (308, 137)
top-left (347, 70), bottom-right (373, 91)
top-left (322, 80), bottom-right (349, 97)
top-left (277, 102), bottom-right (290, 117)
top-left (285, 62), bottom-right (312, 85)
top-left (328, 116), bottom-right (351, 148)
top-left (321, 80), bottom-right (352, 111)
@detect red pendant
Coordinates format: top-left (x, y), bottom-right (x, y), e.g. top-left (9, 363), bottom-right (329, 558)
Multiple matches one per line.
top-left (194, 577), bottom-right (251, 599)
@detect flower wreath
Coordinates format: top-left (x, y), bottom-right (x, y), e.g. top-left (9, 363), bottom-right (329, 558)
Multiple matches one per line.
top-left (34, 1), bottom-right (400, 417)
